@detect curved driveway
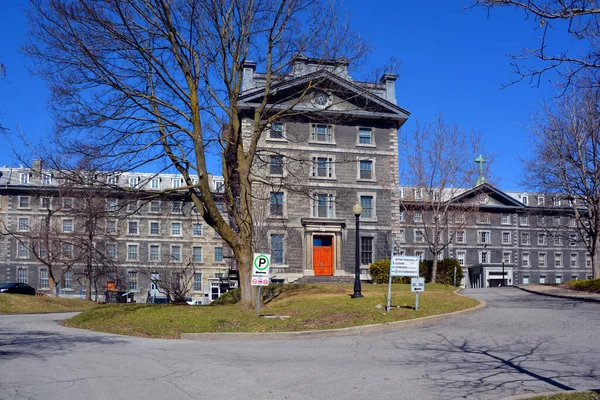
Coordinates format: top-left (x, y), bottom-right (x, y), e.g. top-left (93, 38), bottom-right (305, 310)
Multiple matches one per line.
top-left (1, 288), bottom-right (599, 400)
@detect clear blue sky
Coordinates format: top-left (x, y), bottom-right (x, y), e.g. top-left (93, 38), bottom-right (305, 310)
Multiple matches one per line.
top-left (0, 1), bottom-right (566, 190)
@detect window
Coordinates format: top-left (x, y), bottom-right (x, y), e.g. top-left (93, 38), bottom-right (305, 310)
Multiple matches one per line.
top-left (128, 176), bottom-right (138, 188)
top-left (106, 220), bottom-right (117, 234)
top-left (587, 254), bottom-right (592, 267)
top-left (18, 217), bottom-right (29, 231)
top-left (553, 197), bottom-right (561, 207)
top-left (553, 216), bottom-right (561, 226)
top-left (172, 178), bottom-right (182, 189)
top-left (149, 245), bottom-right (160, 261)
top-left (539, 253), bottom-right (546, 267)
top-left (193, 273), bottom-right (202, 292)
top-left (521, 195), bottom-right (528, 205)
top-left (106, 243), bottom-right (117, 260)
top-left (269, 122), bottom-right (284, 139)
top-left (271, 234), bottom-right (284, 264)
top-left (502, 232), bottom-right (511, 245)
top-left (149, 221), bottom-right (160, 235)
top-left (127, 244), bottom-right (138, 261)
top-left (214, 247), bottom-right (223, 262)
top-left (437, 251), bottom-right (444, 261)
top-left (171, 245), bottom-right (181, 261)
top-left (360, 196), bottom-right (374, 219)
top-left (41, 197), bottom-right (50, 209)
top-left (151, 178), bottom-right (160, 189)
top-left (41, 173), bottom-right (52, 185)
top-left (193, 223), bottom-right (203, 236)
top-left (520, 215), bottom-right (528, 226)
top-left (20, 173), bottom-right (30, 184)
top-left (556, 275), bottom-right (563, 284)
top-left (40, 269), bottom-right (49, 289)
top-left (537, 196), bottom-right (545, 206)
top-left (503, 252), bottom-right (511, 264)
top-left (17, 242), bottom-right (29, 258)
top-left (62, 198), bottom-right (73, 209)
top-left (554, 234), bottom-right (562, 246)
top-left (414, 230), bottom-right (424, 243)
top-left (538, 233), bottom-right (546, 246)
top-left (554, 253), bottom-right (562, 267)
top-left (456, 230), bottom-right (466, 244)
top-left (569, 218), bottom-right (576, 228)
top-left (127, 271), bottom-right (138, 291)
top-left (63, 219), bottom-right (74, 233)
top-left (569, 234), bottom-right (577, 246)
top-left (311, 124), bottom-right (333, 143)
top-left (479, 251), bottom-right (490, 264)
top-left (539, 275), bottom-right (547, 284)
top-left (414, 188), bottom-right (423, 201)
top-left (522, 275), bottom-right (530, 285)
top-left (415, 250), bottom-right (424, 260)
top-left (106, 198), bottom-right (117, 212)
top-left (538, 216), bottom-right (546, 226)
top-left (478, 213), bottom-right (489, 224)
top-left (570, 253), bottom-right (578, 267)
top-left (150, 200), bottom-right (161, 213)
top-left (398, 229), bottom-right (406, 243)
top-left (62, 243), bottom-right (74, 259)
top-left (455, 212), bottom-right (465, 223)
top-left (521, 233), bottom-right (530, 245)
top-left (312, 157), bottom-right (334, 178)
top-left (172, 201), bottom-right (182, 213)
top-left (128, 221), bottom-right (139, 235)
top-left (358, 127), bottom-right (373, 145)
top-left (127, 201), bottom-right (138, 213)
top-left (19, 196), bottom-right (30, 208)
top-left (269, 155), bottom-right (284, 175)
top-left (501, 214), bottom-right (510, 225)
top-left (107, 175), bottom-right (118, 185)
top-left (456, 250), bottom-right (466, 267)
top-left (479, 231), bottom-right (491, 244)
top-left (192, 247), bottom-right (203, 262)
top-left (414, 211), bottom-right (422, 223)
top-left (361, 237), bottom-right (373, 265)
top-left (270, 192), bottom-right (284, 217)
top-left (63, 271), bottom-right (72, 290)
top-left (522, 252), bottom-right (530, 267)
top-left (18, 268), bottom-right (28, 284)
top-left (358, 160), bottom-right (373, 180)
top-left (171, 222), bottom-right (182, 236)
top-left (313, 193), bottom-right (334, 218)
top-left (399, 211), bottom-right (405, 222)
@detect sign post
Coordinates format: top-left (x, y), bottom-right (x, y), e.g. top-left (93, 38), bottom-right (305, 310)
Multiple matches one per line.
top-left (252, 253), bottom-right (271, 317)
top-left (388, 256), bottom-right (420, 311)
top-left (411, 277), bottom-right (425, 310)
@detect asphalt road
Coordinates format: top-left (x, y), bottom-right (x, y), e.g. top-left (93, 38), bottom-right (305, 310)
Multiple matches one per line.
top-left (1, 288), bottom-right (599, 400)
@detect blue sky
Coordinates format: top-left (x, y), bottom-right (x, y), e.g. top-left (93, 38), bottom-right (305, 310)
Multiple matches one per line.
top-left (0, 1), bottom-right (569, 190)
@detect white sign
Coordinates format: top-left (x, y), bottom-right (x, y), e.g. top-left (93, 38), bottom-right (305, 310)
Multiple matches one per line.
top-left (252, 253), bottom-right (271, 275)
top-left (391, 256), bottom-right (420, 277)
top-left (411, 277), bottom-right (425, 292)
top-left (251, 276), bottom-right (270, 286)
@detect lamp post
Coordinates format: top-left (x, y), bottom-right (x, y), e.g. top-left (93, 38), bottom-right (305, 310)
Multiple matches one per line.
top-left (351, 202), bottom-right (363, 298)
top-left (502, 261), bottom-right (505, 287)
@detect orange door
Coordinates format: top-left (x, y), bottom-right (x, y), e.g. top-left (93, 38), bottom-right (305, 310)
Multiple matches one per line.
top-left (313, 236), bottom-right (333, 276)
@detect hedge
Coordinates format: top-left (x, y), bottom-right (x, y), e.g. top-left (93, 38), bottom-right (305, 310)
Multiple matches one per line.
top-left (369, 258), bottom-right (462, 286)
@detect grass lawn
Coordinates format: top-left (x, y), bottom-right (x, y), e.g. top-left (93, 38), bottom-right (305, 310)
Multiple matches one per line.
top-left (529, 393), bottom-right (600, 400)
top-left (65, 283), bottom-right (479, 338)
top-left (0, 294), bottom-right (97, 314)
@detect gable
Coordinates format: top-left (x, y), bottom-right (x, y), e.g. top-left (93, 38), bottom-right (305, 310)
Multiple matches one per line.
top-left (237, 70), bottom-right (410, 121)
top-left (452, 183), bottom-right (525, 210)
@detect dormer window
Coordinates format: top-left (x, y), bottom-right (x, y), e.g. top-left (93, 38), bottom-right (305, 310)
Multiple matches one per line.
top-left (20, 173), bottom-right (30, 184)
top-left (521, 195), bottom-right (528, 205)
top-left (269, 123), bottom-right (284, 139)
top-left (172, 178), bottom-right (182, 189)
top-left (42, 174), bottom-right (52, 185)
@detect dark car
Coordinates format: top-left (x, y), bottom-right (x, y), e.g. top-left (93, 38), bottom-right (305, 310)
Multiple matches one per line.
top-left (0, 282), bottom-right (36, 296)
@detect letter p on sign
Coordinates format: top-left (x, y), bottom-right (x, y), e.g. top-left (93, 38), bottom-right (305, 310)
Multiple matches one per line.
top-left (252, 253), bottom-right (271, 275)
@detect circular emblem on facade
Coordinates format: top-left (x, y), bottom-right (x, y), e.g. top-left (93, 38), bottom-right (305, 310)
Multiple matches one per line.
top-left (476, 193), bottom-right (489, 204)
top-left (312, 90), bottom-right (331, 108)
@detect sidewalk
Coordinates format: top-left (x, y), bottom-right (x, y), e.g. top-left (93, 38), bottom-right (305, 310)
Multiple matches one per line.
top-left (516, 284), bottom-right (600, 303)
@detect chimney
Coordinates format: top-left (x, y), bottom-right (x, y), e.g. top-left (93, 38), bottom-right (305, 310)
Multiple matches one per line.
top-left (32, 159), bottom-right (42, 173)
top-left (380, 73), bottom-right (398, 104)
top-left (242, 61), bottom-right (257, 91)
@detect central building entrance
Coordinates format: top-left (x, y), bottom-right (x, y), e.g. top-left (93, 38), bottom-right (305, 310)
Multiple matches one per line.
top-left (313, 236), bottom-right (333, 276)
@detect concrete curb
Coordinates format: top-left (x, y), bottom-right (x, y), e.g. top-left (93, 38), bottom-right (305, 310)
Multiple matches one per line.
top-left (515, 286), bottom-right (600, 304)
top-left (500, 389), bottom-right (600, 399)
top-left (181, 293), bottom-right (486, 341)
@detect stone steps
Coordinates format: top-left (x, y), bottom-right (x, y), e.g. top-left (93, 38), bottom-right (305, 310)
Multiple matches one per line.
top-left (293, 276), bottom-right (355, 284)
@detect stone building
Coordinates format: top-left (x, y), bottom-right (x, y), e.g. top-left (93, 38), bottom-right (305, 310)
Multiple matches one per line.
top-left (398, 181), bottom-right (593, 288)
top-left (238, 55), bottom-right (410, 281)
top-left (0, 162), bottom-right (231, 302)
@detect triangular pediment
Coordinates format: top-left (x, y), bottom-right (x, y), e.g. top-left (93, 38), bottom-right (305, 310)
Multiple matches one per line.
top-left (238, 70), bottom-right (410, 120)
top-left (452, 183), bottom-right (525, 209)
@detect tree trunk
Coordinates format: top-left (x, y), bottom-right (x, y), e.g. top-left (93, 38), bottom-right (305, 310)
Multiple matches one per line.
top-left (85, 276), bottom-right (92, 301)
top-left (593, 237), bottom-right (600, 279)
top-left (236, 243), bottom-right (255, 308)
top-left (431, 256), bottom-right (438, 283)
top-left (53, 280), bottom-right (60, 298)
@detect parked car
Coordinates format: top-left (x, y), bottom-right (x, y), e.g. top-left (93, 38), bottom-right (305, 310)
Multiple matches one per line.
top-left (0, 282), bottom-right (36, 296)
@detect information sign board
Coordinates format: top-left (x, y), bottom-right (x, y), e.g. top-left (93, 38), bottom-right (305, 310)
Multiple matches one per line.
top-left (411, 277), bottom-right (425, 292)
top-left (252, 253), bottom-right (271, 276)
top-left (391, 256), bottom-right (420, 277)
top-left (251, 276), bottom-right (270, 286)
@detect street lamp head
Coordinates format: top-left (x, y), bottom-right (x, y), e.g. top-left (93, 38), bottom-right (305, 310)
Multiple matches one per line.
top-left (352, 202), bottom-right (363, 217)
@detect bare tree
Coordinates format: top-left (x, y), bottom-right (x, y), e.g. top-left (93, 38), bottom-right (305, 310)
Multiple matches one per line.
top-left (401, 115), bottom-right (488, 282)
top-left (471, 0), bottom-right (600, 88)
top-left (24, 0), bottom-right (369, 306)
top-left (525, 84), bottom-right (600, 279)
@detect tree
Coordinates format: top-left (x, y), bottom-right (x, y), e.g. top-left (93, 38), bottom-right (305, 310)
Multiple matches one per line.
top-left (525, 84), bottom-right (600, 279)
top-left (24, 0), bottom-right (368, 306)
top-left (401, 115), bottom-right (488, 283)
top-left (472, 0), bottom-right (600, 88)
